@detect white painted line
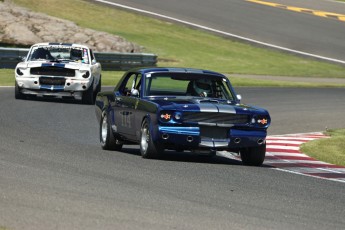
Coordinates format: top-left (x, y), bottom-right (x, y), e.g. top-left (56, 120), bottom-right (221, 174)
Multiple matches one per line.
top-left (317, 167), bottom-right (345, 174)
top-left (264, 159), bottom-right (330, 164)
top-left (267, 136), bottom-right (318, 141)
top-left (266, 140), bottom-right (305, 145)
top-left (266, 145), bottom-right (300, 150)
top-left (93, 0), bottom-right (345, 65)
top-left (274, 168), bottom-right (345, 183)
top-left (270, 132), bottom-right (325, 136)
top-left (278, 167), bottom-right (337, 174)
top-left (266, 152), bottom-right (310, 157)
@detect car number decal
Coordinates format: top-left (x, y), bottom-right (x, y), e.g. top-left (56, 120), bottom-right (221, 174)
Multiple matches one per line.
top-left (121, 111), bottom-right (132, 128)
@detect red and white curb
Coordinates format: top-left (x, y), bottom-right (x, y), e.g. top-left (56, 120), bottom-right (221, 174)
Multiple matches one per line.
top-left (219, 132), bottom-right (345, 183)
top-left (266, 132), bottom-right (345, 183)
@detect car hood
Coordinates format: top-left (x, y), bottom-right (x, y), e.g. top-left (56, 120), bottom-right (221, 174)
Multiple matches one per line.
top-left (151, 98), bottom-right (269, 115)
top-left (22, 61), bottom-right (87, 70)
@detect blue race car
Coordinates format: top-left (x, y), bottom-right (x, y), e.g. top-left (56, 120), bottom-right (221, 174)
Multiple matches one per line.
top-left (95, 67), bottom-right (271, 166)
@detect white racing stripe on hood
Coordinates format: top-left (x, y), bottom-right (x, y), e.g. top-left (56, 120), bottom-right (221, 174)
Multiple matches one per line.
top-left (198, 103), bottom-right (218, 112)
top-left (198, 103), bottom-right (236, 113)
top-left (27, 62), bottom-right (84, 70)
top-left (216, 104), bottom-right (236, 114)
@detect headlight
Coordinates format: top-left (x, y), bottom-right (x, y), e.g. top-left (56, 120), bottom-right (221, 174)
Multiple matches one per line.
top-left (82, 71), bottom-right (90, 78)
top-left (174, 112), bottom-right (182, 120)
top-left (16, 68), bottom-right (24, 76)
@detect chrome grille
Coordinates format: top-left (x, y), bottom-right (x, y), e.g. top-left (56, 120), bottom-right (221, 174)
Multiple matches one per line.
top-left (183, 112), bottom-right (249, 125)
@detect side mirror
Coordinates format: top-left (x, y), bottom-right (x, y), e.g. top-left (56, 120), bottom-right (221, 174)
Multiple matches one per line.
top-left (237, 94), bottom-right (242, 101)
top-left (131, 89), bottom-right (139, 97)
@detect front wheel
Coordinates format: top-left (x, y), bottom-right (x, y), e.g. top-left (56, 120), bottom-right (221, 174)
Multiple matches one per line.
top-left (100, 112), bottom-right (123, 151)
top-left (240, 144), bottom-right (266, 166)
top-left (82, 82), bottom-right (95, 105)
top-left (140, 118), bottom-right (163, 159)
top-left (15, 81), bottom-right (25, 99)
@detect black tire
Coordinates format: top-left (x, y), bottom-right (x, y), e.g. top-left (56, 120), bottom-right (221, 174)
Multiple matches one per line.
top-left (140, 118), bottom-right (163, 159)
top-left (100, 111), bottom-right (123, 151)
top-left (82, 81), bottom-right (95, 105)
top-left (15, 81), bottom-right (25, 99)
top-left (94, 77), bottom-right (101, 99)
top-left (240, 144), bottom-right (266, 166)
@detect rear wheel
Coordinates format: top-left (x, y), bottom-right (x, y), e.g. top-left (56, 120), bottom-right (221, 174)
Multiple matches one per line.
top-left (240, 144), bottom-right (266, 166)
top-left (100, 112), bottom-right (123, 151)
top-left (140, 118), bottom-right (163, 159)
top-left (15, 81), bottom-right (25, 99)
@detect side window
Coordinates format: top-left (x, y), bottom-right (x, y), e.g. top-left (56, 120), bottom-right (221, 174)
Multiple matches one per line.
top-left (121, 73), bottom-right (142, 96)
top-left (90, 49), bottom-right (96, 63)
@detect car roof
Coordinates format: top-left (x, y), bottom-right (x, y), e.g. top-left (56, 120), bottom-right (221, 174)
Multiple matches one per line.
top-left (132, 67), bottom-right (226, 77)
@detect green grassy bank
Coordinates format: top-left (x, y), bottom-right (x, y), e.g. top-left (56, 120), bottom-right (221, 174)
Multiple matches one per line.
top-left (301, 129), bottom-right (345, 167)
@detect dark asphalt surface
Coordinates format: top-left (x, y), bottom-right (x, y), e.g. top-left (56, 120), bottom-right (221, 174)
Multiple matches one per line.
top-left (1, 87), bottom-right (345, 229)
top-left (97, 0), bottom-right (345, 63)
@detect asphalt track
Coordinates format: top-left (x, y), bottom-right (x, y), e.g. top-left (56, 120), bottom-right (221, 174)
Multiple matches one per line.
top-left (94, 0), bottom-right (345, 64)
top-left (1, 87), bottom-right (345, 229)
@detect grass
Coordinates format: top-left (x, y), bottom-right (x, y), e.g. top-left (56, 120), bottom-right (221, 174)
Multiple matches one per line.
top-left (301, 129), bottom-right (345, 166)
top-left (8, 0), bottom-right (345, 79)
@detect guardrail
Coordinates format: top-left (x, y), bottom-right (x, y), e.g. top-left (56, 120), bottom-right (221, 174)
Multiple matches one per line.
top-left (0, 47), bottom-right (157, 70)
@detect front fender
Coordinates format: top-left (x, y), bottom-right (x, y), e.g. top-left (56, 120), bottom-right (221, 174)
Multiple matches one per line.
top-left (95, 91), bottom-right (114, 123)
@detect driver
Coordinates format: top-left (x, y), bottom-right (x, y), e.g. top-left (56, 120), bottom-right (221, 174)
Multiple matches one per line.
top-left (192, 79), bottom-right (212, 97)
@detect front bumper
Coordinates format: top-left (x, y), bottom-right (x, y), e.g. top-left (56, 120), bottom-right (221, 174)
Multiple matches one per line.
top-left (157, 126), bottom-right (266, 151)
top-left (16, 76), bottom-right (92, 93)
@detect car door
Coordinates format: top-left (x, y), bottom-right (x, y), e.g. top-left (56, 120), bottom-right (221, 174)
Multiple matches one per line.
top-left (113, 72), bottom-right (142, 140)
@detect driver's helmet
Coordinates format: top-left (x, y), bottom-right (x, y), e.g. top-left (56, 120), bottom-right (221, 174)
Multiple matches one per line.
top-left (193, 79), bottom-right (212, 96)
top-left (70, 49), bottom-right (82, 61)
top-left (32, 48), bottom-right (51, 60)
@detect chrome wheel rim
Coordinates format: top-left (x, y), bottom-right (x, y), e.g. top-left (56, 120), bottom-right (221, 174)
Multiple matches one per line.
top-left (101, 115), bottom-right (108, 143)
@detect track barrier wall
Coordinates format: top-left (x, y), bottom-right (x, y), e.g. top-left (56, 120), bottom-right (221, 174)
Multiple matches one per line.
top-left (0, 47), bottom-right (157, 70)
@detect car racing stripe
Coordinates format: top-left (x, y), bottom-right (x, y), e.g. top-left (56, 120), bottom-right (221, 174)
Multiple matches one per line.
top-left (40, 85), bottom-right (65, 91)
top-left (246, 0), bottom-right (345, 22)
top-left (216, 104), bottom-right (236, 114)
top-left (48, 43), bottom-right (73, 46)
top-left (41, 63), bottom-right (66, 68)
top-left (197, 103), bottom-right (237, 113)
top-left (197, 103), bottom-right (218, 112)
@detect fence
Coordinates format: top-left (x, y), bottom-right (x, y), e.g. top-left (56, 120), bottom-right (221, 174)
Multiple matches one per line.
top-left (0, 47), bottom-right (157, 70)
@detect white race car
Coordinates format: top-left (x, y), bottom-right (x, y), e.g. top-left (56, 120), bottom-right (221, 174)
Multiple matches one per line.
top-left (15, 43), bottom-right (102, 104)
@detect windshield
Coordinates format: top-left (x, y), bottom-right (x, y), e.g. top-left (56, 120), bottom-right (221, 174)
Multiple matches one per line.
top-left (28, 46), bottom-right (89, 64)
top-left (145, 72), bottom-right (235, 100)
